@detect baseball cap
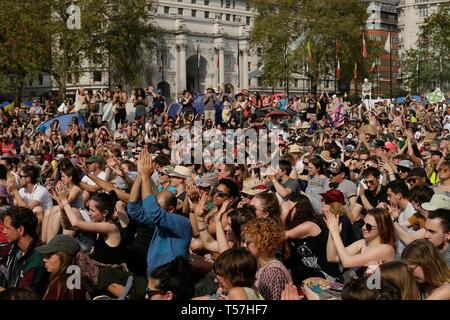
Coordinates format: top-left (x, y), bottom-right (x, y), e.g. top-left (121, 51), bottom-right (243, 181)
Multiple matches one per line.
top-left (408, 167), bottom-right (427, 178)
top-left (36, 234), bottom-right (80, 256)
top-left (86, 155), bottom-right (105, 165)
top-left (384, 142), bottom-right (398, 151)
top-left (421, 194), bottom-right (450, 211)
top-left (344, 145), bottom-right (355, 153)
top-left (320, 189), bottom-right (345, 205)
top-left (397, 160), bottom-right (413, 170)
top-left (328, 160), bottom-right (345, 175)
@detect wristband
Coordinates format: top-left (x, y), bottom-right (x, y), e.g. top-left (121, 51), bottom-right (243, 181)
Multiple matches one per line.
top-left (61, 201), bottom-right (70, 207)
top-left (392, 217), bottom-right (399, 223)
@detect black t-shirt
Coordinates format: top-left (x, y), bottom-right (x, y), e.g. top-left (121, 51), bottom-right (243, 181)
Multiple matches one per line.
top-left (356, 185), bottom-right (388, 208)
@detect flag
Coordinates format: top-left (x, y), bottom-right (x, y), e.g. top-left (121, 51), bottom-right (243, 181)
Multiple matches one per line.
top-left (337, 60), bottom-right (341, 80)
top-left (317, 62), bottom-right (322, 84)
top-left (416, 55), bottom-right (420, 71)
top-left (384, 32), bottom-right (391, 52)
top-left (307, 42), bottom-right (312, 64)
top-left (217, 54), bottom-right (219, 68)
top-left (369, 61), bottom-right (376, 73)
top-left (354, 61), bottom-right (358, 79)
top-left (362, 32), bottom-right (367, 59)
top-left (427, 88), bottom-right (446, 103)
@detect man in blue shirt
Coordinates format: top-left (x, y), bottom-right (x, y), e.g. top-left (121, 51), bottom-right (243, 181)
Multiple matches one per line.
top-left (127, 153), bottom-right (192, 275)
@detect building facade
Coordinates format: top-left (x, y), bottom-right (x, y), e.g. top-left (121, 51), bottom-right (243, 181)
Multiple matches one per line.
top-left (397, 0), bottom-right (449, 54)
top-left (150, 0), bottom-right (257, 97)
top-left (365, 0), bottom-right (401, 97)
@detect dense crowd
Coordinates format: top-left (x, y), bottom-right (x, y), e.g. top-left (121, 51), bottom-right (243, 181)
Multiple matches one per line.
top-left (0, 84), bottom-right (449, 300)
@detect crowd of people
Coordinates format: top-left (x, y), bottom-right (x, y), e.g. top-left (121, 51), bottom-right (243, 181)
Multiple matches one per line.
top-left (0, 84), bottom-right (449, 300)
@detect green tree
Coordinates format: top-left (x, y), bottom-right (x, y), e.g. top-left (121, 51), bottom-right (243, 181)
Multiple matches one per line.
top-left (48, 0), bottom-right (159, 101)
top-left (0, 1), bottom-right (51, 106)
top-left (250, 0), bottom-right (376, 93)
top-left (401, 4), bottom-right (450, 94)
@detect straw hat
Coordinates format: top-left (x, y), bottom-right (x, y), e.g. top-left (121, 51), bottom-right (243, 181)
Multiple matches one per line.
top-left (167, 165), bottom-right (191, 179)
top-left (319, 150), bottom-right (334, 162)
top-left (241, 178), bottom-right (268, 196)
top-left (288, 144), bottom-right (302, 154)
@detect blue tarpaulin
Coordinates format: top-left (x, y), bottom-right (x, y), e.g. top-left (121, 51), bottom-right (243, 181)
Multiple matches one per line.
top-left (40, 113), bottom-right (85, 133)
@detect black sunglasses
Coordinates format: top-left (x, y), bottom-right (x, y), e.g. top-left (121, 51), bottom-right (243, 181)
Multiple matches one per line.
top-left (406, 178), bottom-right (418, 184)
top-left (398, 167), bottom-right (410, 173)
top-left (364, 223), bottom-right (378, 232)
top-left (145, 288), bottom-right (166, 299)
top-left (213, 187), bottom-right (229, 198)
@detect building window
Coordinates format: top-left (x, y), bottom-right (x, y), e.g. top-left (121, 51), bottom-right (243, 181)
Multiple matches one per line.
top-left (246, 16), bottom-right (251, 25)
top-left (178, 0), bottom-right (182, 2)
top-left (248, 62), bottom-right (251, 71)
top-left (28, 79), bottom-right (33, 86)
top-left (224, 53), bottom-right (232, 72)
top-left (93, 71), bottom-right (102, 82)
top-left (295, 79), bottom-right (299, 88)
top-left (257, 48), bottom-right (262, 57)
top-left (226, 14), bottom-right (230, 21)
top-left (158, 49), bottom-right (170, 68)
top-left (164, 6), bottom-right (169, 14)
top-left (258, 78), bottom-right (262, 86)
top-left (204, 0), bottom-right (209, 5)
top-left (205, 11), bottom-right (209, 18)
top-left (232, 1), bottom-right (235, 9)
top-left (178, 8), bottom-right (183, 15)
top-left (38, 75), bottom-right (43, 86)
top-left (221, 0), bottom-right (223, 7)
top-left (419, 7), bottom-right (428, 17)
top-left (191, 0), bottom-right (196, 3)
top-left (67, 73), bottom-right (72, 84)
top-left (225, 0), bottom-right (230, 8)
top-left (192, 9), bottom-right (197, 17)
top-left (246, 3), bottom-right (250, 11)
top-left (233, 15), bottom-right (236, 22)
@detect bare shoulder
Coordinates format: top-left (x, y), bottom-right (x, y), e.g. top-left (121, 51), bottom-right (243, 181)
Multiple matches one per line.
top-left (427, 282), bottom-right (450, 300)
top-left (228, 287), bottom-right (248, 300)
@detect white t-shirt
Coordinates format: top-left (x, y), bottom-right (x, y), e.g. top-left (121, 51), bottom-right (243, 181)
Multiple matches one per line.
top-left (81, 171), bottom-right (107, 186)
top-left (396, 202), bottom-right (416, 258)
top-left (19, 185), bottom-right (53, 211)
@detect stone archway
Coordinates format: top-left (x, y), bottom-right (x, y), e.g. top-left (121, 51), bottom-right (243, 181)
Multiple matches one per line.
top-left (186, 55), bottom-right (208, 94)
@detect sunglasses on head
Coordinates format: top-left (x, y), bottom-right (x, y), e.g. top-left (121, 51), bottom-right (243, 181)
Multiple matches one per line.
top-left (363, 223), bottom-right (378, 232)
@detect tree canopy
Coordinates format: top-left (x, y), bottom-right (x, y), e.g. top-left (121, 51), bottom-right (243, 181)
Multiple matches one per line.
top-left (250, 0), bottom-right (376, 93)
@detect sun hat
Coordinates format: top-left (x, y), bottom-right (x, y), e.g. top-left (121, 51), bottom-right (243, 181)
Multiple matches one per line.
top-left (241, 178), bottom-right (268, 196)
top-left (421, 194), bottom-right (450, 211)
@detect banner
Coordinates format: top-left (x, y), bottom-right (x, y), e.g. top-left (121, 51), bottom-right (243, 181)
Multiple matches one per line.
top-left (427, 88), bottom-right (446, 104)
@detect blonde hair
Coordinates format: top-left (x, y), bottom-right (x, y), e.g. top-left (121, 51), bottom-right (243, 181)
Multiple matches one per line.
top-left (379, 261), bottom-right (421, 300)
top-left (328, 202), bottom-right (350, 217)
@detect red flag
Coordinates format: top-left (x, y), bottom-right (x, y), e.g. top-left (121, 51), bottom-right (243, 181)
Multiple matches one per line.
top-left (337, 60), bottom-right (341, 80)
top-left (362, 32), bottom-right (367, 59)
top-left (354, 61), bottom-right (358, 79)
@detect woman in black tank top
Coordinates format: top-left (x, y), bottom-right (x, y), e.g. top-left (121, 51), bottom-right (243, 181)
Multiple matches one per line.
top-left (55, 186), bottom-right (126, 265)
top-left (282, 194), bottom-right (340, 285)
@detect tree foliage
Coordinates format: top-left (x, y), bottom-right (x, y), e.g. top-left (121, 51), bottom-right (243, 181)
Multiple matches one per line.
top-left (401, 4), bottom-right (450, 94)
top-left (250, 0), bottom-right (376, 92)
top-left (0, 1), bottom-right (51, 105)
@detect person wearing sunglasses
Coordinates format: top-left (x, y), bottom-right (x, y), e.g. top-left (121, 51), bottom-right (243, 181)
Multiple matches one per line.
top-left (434, 160), bottom-right (450, 194)
top-left (395, 160), bottom-right (413, 182)
top-left (406, 167), bottom-right (429, 189)
top-left (145, 256), bottom-right (195, 300)
top-left (325, 208), bottom-right (396, 273)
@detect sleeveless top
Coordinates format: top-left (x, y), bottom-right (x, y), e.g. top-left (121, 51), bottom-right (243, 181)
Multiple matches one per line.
top-left (238, 287), bottom-right (264, 300)
top-left (287, 223), bottom-right (340, 282)
top-left (91, 227), bottom-right (125, 265)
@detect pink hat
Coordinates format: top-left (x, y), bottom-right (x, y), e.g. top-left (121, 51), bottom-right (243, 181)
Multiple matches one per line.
top-left (384, 142), bottom-right (398, 151)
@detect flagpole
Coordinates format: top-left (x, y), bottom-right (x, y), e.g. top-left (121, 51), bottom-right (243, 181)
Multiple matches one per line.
top-left (377, 64), bottom-right (380, 97)
top-left (161, 53), bottom-right (165, 95)
top-left (237, 41), bottom-right (240, 89)
top-left (284, 43), bottom-right (288, 96)
top-left (335, 36), bottom-right (337, 93)
top-left (197, 45), bottom-right (200, 93)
